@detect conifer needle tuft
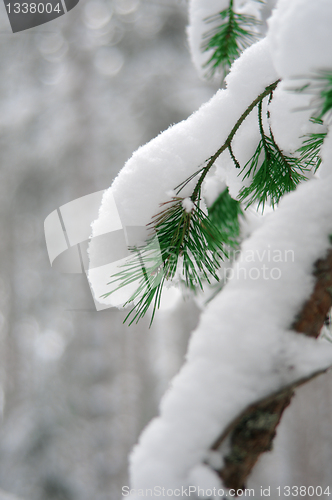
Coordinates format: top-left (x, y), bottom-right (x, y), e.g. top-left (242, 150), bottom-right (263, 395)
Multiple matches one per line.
top-left (103, 197), bottom-right (229, 325)
top-left (202, 0), bottom-right (260, 77)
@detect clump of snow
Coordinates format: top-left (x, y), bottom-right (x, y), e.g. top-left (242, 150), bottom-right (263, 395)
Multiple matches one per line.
top-left (266, 0), bottom-right (332, 161)
top-left (182, 198), bottom-right (194, 213)
top-left (202, 176), bottom-right (226, 207)
top-left (187, 464), bottom-right (222, 498)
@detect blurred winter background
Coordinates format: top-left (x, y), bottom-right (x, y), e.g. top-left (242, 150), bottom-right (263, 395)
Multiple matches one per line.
top-left (0, 0), bottom-right (332, 499)
top-left (0, 1), bottom-right (212, 498)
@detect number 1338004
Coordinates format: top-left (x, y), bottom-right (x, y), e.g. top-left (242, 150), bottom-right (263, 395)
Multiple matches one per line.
top-left (6, 2), bottom-right (61, 13)
top-left (277, 486), bottom-right (331, 497)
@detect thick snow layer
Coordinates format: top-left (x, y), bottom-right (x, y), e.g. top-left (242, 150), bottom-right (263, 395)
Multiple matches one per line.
top-left (268, 0), bottom-right (332, 79)
top-left (124, 0), bottom-right (332, 490)
top-left (128, 172), bottom-right (332, 498)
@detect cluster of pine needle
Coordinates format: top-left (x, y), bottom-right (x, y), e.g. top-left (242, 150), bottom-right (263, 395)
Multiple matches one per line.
top-left (307, 71), bottom-right (332, 120)
top-left (238, 100), bottom-right (309, 209)
top-left (104, 196), bottom-right (232, 325)
top-left (201, 0), bottom-right (261, 77)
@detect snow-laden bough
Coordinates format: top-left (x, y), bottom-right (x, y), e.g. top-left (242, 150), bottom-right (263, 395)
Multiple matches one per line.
top-left (88, 0), bottom-right (332, 493)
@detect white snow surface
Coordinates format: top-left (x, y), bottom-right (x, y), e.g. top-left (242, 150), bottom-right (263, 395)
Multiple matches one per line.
top-left (129, 171), bottom-right (332, 498)
top-left (268, 0), bottom-right (332, 80)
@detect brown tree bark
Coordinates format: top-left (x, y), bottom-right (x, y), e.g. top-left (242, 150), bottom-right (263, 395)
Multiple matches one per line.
top-left (210, 248), bottom-right (332, 492)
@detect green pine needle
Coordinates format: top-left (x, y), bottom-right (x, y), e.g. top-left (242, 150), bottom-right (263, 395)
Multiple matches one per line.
top-left (238, 134), bottom-right (308, 210)
top-left (208, 188), bottom-right (243, 247)
top-left (202, 0), bottom-right (260, 77)
top-left (101, 236), bottom-right (165, 325)
top-left (238, 98), bottom-right (308, 210)
top-left (293, 71), bottom-right (332, 121)
top-left (103, 197), bottom-right (229, 325)
top-left (296, 120), bottom-right (327, 173)
top-left (317, 72), bottom-right (332, 120)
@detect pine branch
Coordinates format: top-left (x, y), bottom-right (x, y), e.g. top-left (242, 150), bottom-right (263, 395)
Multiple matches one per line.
top-left (102, 81), bottom-right (280, 324)
top-left (211, 248), bottom-right (332, 489)
top-left (228, 143), bottom-right (241, 169)
top-left (202, 0), bottom-right (261, 78)
top-left (102, 236), bottom-right (165, 325)
top-left (191, 80), bottom-right (280, 201)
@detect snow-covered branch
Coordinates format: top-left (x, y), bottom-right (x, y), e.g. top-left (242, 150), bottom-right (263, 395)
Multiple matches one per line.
top-left (128, 170), bottom-right (332, 496)
top-left (91, 37), bottom-right (277, 235)
top-left (212, 248), bottom-right (332, 489)
top-left (88, 0), bottom-right (332, 492)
